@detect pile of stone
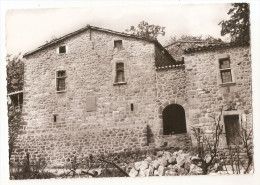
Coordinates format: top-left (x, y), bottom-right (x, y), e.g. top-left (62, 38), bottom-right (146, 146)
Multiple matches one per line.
top-left (128, 150), bottom-right (203, 177)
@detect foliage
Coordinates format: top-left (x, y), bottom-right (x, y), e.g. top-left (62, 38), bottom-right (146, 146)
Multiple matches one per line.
top-left (10, 153), bottom-right (55, 179)
top-left (7, 53), bottom-right (24, 160)
top-left (165, 35), bottom-right (223, 61)
top-left (219, 3), bottom-right (250, 42)
top-left (125, 21), bottom-right (165, 40)
top-left (166, 35), bottom-right (223, 45)
top-left (8, 106), bottom-right (22, 160)
top-left (191, 108), bottom-right (223, 175)
top-left (219, 120), bottom-right (253, 174)
top-left (6, 53), bottom-right (24, 94)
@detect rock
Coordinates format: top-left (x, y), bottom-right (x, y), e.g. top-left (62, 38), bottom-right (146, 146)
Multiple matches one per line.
top-left (191, 155), bottom-right (200, 161)
top-left (165, 169), bottom-right (177, 176)
top-left (189, 164), bottom-right (203, 175)
top-left (152, 159), bottom-right (160, 169)
top-left (162, 151), bottom-right (171, 159)
top-left (148, 164), bottom-right (154, 176)
top-left (134, 161), bottom-right (142, 170)
top-left (172, 164), bottom-right (180, 172)
top-left (168, 156), bottom-right (176, 164)
top-left (144, 168), bottom-right (151, 176)
top-left (205, 155), bottom-right (211, 163)
top-left (145, 156), bottom-right (152, 163)
top-left (176, 154), bottom-right (185, 167)
top-left (129, 168), bottom-right (138, 177)
top-left (139, 161), bottom-right (149, 171)
top-left (154, 170), bottom-right (159, 176)
top-left (157, 151), bottom-right (164, 157)
top-left (158, 165), bottom-right (165, 176)
top-left (184, 161), bottom-right (192, 171)
top-left (161, 157), bottom-right (168, 167)
top-left (178, 167), bottom-right (187, 175)
top-left (138, 170), bottom-right (146, 177)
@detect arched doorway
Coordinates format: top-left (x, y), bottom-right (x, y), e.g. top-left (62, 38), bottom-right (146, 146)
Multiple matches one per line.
top-left (162, 104), bottom-right (187, 135)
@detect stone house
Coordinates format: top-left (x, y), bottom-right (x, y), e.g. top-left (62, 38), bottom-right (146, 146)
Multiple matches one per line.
top-left (12, 25), bottom-right (252, 167)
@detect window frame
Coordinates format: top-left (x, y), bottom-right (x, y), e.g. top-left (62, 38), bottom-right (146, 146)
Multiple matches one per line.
top-left (221, 110), bottom-right (243, 146)
top-left (57, 45), bottom-right (68, 54)
top-left (218, 56), bottom-right (236, 86)
top-left (114, 40), bottom-right (123, 50)
top-left (56, 70), bottom-right (67, 93)
top-left (113, 62), bottom-right (127, 85)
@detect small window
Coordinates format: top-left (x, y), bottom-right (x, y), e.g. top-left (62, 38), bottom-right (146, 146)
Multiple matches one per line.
top-left (219, 58), bottom-right (232, 83)
top-left (56, 71), bottom-right (66, 91)
top-left (224, 115), bottom-right (241, 145)
top-left (59, 46), bottom-right (66, 54)
top-left (131, 103), bottom-right (134, 111)
top-left (53, 115), bottom-right (57, 122)
top-left (115, 63), bottom-right (125, 83)
top-left (114, 40), bottom-right (123, 49)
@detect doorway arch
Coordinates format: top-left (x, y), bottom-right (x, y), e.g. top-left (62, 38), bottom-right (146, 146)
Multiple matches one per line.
top-left (162, 104), bottom-right (187, 135)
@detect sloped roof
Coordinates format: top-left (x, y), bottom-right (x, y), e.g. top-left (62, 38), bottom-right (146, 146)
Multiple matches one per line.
top-left (184, 41), bottom-right (250, 54)
top-left (23, 25), bottom-right (174, 61)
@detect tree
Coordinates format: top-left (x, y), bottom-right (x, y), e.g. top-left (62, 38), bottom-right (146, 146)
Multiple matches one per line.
top-left (6, 54), bottom-right (24, 160)
top-left (166, 34), bottom-right (223, 46)
top-left (165, 35), bottom-right (223, 61)
top-left (6, 53), bottom-right (24, 93)
top-left (219, 3), bottom-right (250, 42)
top-left (125, 21), bottom-right (165, 40)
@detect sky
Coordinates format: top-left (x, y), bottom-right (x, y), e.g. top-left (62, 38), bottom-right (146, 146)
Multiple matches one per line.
top-left (5, 3), bottom-right (232, 56)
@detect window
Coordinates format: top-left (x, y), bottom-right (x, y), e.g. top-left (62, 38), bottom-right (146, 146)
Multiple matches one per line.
top-left (162, 104), bottom-right (187, 135)
top-left (59, 46), bottom-right (66, 54)
top-left (53, 115), bottom-right (57, 122)
top-left (115, 63), bottom-right (125, 83)
top-left (114, 40), bottom-right (123, 49)
top-left (56, 71), bottom-right (66, 91)
top-left (219, 58), bottom-right (232, 83)
top-left (131, 103), bottom-right (134, 111)
top-left (224, 115), bottom-right (241, 145)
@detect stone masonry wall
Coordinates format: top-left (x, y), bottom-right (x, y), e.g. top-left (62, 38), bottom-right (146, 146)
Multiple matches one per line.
top-left (184, 46), bottom-right (252, 147)
top-left (152, 67), bottom-right (191, 148)
top-left (12, 124), bottom-right (147, 167)
top-left (14, 29), bottom-right (161, 166)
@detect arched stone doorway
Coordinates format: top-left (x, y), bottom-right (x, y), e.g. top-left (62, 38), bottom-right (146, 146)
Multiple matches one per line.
top-left (162, 104), bottom-right (187, 135)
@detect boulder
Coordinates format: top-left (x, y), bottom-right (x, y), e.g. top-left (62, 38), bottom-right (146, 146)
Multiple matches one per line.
top-left (157, 151), bottom-right (164, 157)
top-left (144, 168), bottom-right (151, 177)
top-left (165, 169), bottom-right (177, 176)
top-left (178, 167), bottom-right (187, 175)
top-left (176, 154), bottom-right (185, 167)
top-left (154, 170), bottom-right (159, 176)
top-left (160, 157), bottom-right (168, 167)
top-left (189, 164), bottom-right (203, 175)
top-left (158, 165), bottom-right (165, 176)
top-left (138, 170), bottom-right (146, 177)
top-left (172, 164), bottom-right (180, 172)
top-left (152, 159), bottom-right (160, 169)
top-left (129, 168), bottom-right (138, 177)
top-left (134, 161), bottom-right (142, 170)
top-left (139, 161), bottom-right (149, 171)
top-left (205, 155), bottom-right (211, 163)
top-left (145, 156), bottom-right (152, 163)
top-left (168, 156), bottom-right (176, 164)
top-left (184, 161), bottom-right (192, 171)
